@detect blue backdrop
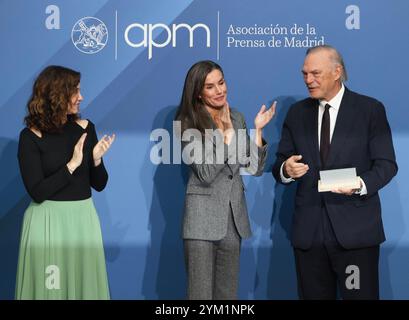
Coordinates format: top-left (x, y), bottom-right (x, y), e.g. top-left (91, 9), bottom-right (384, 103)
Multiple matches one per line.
top-left (1, 0), bottom-right (408, 299)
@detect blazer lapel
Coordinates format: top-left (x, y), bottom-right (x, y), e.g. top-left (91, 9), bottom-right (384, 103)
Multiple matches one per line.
top-left (304, 99), bottom-right (321, 167)
top-left (227, 110), bottom-right (240, 173)
top-left (325, 88), bottom-right (356, 168)
top-left (230, 109), bottom-right (240, 132)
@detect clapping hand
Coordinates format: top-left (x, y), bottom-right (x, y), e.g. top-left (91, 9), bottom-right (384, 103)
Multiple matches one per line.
top-left (254, 101), bottom-right (276, 129)
top-left (220, 103), bottom-right (234, 145)
top-left (67, 133), bottom-right (87, 173)
top-left (93, 134), bottom-right (116, 166)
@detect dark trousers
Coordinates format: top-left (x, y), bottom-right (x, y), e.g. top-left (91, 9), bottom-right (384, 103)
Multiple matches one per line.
top-left (294, 207), bottom-right (380, 300)
top-left (184, 204), bottom-right (241, 300)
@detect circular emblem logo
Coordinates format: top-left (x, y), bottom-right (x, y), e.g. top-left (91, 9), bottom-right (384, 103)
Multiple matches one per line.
top-left (71, 17), bottom-right (108, 54)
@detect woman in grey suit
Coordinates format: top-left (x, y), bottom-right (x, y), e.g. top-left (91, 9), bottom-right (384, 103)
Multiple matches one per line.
top-left (175, 60), bottom-right (276, 299)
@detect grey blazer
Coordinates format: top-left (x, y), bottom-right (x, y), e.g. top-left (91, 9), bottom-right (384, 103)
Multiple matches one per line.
top-left (182, 109), bottom-right (267, 241)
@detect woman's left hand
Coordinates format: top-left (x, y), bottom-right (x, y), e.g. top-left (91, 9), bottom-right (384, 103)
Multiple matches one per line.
top-left (93, 134), bottom-right (116, 166)
top-left (254, 101), bottom-right (277, 129)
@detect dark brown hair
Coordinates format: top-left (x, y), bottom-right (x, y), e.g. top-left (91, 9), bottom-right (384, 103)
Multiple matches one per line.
top-left (175, 60), bottom-right (223, 134)
top-left (24, 65), bottom-right (81, 133)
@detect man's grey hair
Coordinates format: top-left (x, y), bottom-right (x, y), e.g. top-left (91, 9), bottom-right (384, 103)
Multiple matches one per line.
top-left (306, 45), bottom-right (348, 82)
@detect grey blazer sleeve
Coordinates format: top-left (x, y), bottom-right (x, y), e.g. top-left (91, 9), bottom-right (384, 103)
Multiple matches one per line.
top-left (236, 112), bottom-right (268, 176)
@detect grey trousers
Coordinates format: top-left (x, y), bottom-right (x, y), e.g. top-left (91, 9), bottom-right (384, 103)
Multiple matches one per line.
top-left (184, 205), bottom-right (241, 300)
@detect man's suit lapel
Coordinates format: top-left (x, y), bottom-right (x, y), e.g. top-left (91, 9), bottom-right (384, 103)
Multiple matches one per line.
top-left (325, 88), bottom-right (356, 168)
top-left (304, 99), bottom-right (321, 167)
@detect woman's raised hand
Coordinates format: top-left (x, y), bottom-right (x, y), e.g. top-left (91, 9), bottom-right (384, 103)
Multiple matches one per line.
top-left (254, 101), bottom-right (276, 129)
top-left (67, 133), bottom-right (87, 173)
top-left (93, 134), bottom-right (116, 166)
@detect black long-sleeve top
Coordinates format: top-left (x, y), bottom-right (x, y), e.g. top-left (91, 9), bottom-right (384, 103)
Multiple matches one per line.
top-left (17, 119), bottom-right (108, 203)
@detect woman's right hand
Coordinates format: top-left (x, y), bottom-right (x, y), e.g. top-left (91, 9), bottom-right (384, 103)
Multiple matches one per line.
top-left (67, 133), bottom-right (87, 173)
top-left (220, 104), bottom-right (235, 145)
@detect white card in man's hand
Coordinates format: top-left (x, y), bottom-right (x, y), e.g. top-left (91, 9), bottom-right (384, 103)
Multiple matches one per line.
top-left (318, 167), bottom-right (360, 192)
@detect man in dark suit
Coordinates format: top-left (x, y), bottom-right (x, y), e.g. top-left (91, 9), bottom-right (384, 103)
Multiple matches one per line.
top-left (272, 45), bottom-right (398, 299)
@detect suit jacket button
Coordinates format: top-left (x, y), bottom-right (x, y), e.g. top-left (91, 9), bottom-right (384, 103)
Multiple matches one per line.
top-left (228, 175), bottom-right (233, 180)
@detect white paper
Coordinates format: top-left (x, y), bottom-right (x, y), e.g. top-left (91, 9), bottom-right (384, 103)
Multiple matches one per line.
top-left (318, 167), bottom-right (360, 192)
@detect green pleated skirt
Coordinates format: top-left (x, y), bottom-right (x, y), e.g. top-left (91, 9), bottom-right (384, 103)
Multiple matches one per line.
top-left (15, 198), bottom-right (110, 300)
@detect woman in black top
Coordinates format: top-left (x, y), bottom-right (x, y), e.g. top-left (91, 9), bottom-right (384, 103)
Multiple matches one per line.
top-left (15, 65), bottom-right (115, 299)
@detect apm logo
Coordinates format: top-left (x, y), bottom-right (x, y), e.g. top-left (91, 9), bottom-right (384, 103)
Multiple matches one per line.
top-left (63, 12), bottom-right (210, 58)
top-left (124, 23), bottom-right (211, 60)
top-left (71, 17), bottom-right (108, 54)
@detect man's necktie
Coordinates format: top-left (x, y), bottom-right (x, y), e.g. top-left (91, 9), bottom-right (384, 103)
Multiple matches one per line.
top-left (320, 104), bottom-right (331, 166)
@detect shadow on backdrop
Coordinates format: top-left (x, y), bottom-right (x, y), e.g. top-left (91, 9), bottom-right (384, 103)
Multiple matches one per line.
top-left (0, 138), bottom-right (30, 300)
top-left (142, 106), bottom-right (188, 299)
top-left (238, 96), bottom-right (299, 299)
top-left (264, 97), bottom-right (299, 299)
top-left (378, 178), bottom-right (406, 299)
